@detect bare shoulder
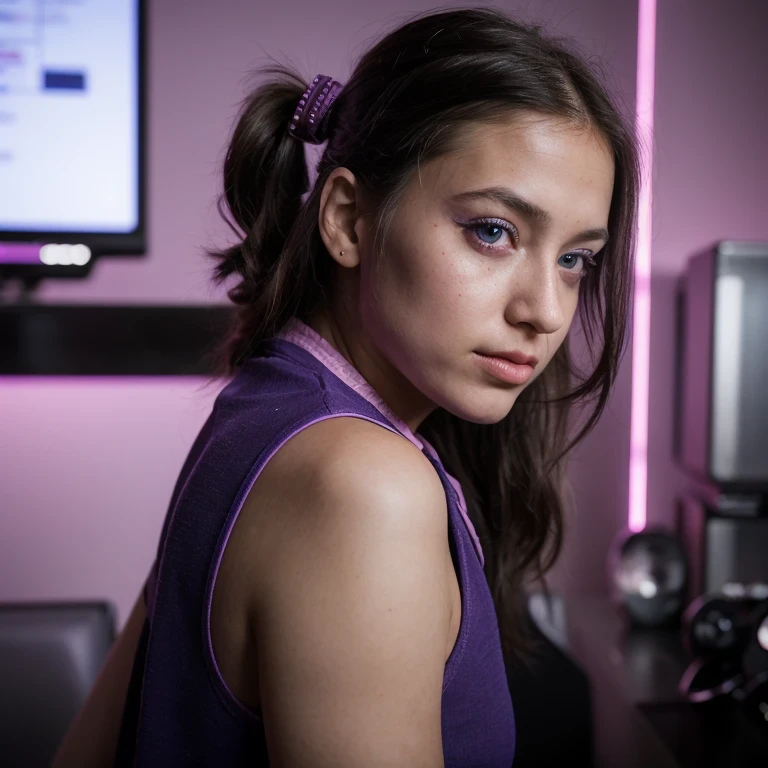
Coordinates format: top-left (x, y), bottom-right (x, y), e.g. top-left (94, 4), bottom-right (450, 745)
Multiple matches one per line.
top-left (270, 415), bottom-right (444, 502)
top-left (240, 416), bottom-right (448, 565)
top-left (239, 417), bottom-right (451, 766)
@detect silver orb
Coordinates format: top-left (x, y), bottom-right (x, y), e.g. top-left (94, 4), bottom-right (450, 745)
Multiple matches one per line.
top-left (609, 527), bottom-right (688, 627)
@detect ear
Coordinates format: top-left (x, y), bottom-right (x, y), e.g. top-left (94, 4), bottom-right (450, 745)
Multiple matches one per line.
top-left (317, 167), bottom-right (369, 269)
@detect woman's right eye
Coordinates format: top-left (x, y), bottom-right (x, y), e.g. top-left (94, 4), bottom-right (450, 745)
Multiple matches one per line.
top-left (461, 218), bottom-right (518, 253)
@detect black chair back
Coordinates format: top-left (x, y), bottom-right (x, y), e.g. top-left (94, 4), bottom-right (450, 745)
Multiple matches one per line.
top-left (0, 601), bottom-right (115, 768)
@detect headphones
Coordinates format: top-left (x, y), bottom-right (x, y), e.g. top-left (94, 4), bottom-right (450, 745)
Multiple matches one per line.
top-left (679, 584), bottom-right (768, 729)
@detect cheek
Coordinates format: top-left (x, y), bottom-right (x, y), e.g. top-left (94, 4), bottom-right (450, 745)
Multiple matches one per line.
top-left (365, 237), bottom-right (461, 319)
top-left (360, 247), bottom-right (474, 372)
top-left (562, 291), bottom-right (581, 337)
top-left (398, 238), bottom-right (497, 318)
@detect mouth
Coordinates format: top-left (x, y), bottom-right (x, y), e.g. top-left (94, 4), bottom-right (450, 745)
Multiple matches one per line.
top-left (473, 352), bottom-right (535, 385)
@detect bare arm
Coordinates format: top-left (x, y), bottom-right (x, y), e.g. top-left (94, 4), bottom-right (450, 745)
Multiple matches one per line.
top-left (246, 418), bottom-right (452, 768)
top-left (52, 588), bottom-right (147, 768)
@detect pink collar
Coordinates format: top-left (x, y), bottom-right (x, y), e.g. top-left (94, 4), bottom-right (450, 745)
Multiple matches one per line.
top-left (276, 317), bottom-right (484, 566)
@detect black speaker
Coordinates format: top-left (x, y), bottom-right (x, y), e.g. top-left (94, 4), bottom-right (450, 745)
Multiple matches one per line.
top-left (674, 241), bottom-right (768, 489)
top-left (676, 493), bottom-right (768, 601)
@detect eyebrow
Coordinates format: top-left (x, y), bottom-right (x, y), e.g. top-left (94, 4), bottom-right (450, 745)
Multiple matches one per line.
top-left (450, 186), bottom-right (610, 246)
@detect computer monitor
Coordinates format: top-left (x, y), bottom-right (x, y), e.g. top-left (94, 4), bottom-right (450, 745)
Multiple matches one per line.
top-left (0, 0), bottom-right (146, 280)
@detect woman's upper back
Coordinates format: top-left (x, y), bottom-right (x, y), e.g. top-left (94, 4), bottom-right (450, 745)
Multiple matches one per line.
top-left (116, 319), bottom-right (516, 767)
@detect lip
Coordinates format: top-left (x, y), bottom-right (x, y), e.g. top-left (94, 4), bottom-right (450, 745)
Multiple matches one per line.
top-left (482, 349), bottom-right (539, 367)
top-left (474, 353), bottom-right (535, 385)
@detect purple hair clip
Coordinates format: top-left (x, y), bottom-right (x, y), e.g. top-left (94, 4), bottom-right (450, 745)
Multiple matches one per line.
top-left (288, 74), bottom-right (343, 145)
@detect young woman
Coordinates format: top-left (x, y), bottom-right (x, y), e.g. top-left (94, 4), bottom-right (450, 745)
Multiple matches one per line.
top-left (53, 7), bottom-right (639, 767)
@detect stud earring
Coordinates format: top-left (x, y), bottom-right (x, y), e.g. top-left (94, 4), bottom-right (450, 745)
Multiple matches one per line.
top-left (340, 250), bottom-right (345, 257)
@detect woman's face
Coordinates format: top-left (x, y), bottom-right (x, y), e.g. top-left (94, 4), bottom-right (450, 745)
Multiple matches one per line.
top-left (320, 113), bottom-right (615, 429)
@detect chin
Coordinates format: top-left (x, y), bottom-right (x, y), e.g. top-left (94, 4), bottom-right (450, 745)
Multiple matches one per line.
top-left (435, 387), bottom-right (521, 426)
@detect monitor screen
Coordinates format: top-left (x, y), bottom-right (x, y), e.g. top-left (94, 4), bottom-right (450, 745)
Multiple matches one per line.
top-left (0, 0), bottom-right (145, 271)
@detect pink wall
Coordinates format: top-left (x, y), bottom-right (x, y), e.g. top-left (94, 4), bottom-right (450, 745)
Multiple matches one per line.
top-left (0, 378), bottom-right (220, 626)
top-left (6, 0), bottom-right (761, 629)
top-left (645, 0), bottom-right (768, 536)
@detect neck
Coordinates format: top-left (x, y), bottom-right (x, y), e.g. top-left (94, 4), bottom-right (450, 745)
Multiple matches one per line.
top-left (305, 302), bottom-right (437, 434)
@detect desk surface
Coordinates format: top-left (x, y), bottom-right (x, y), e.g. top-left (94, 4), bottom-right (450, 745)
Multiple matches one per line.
top-left (565, 595), bottom-right (768, 768)
top-left (567, 596), bottom-right (691, 703)
top-left (566, 596), bottom-right (683, 768)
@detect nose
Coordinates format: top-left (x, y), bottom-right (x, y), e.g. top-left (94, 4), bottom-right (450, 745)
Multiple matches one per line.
top-left (503, 256), bottom-right (567, 335)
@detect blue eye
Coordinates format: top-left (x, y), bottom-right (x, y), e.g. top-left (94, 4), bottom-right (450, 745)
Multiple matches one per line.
top-left (558, 252), bottom-right (582, 270)
top-left (558, 250), bottom-right (596, 275)
top-left (475, 223), bottom-right (505, 245)
top-left (461, 218), bottom-right (516, 251)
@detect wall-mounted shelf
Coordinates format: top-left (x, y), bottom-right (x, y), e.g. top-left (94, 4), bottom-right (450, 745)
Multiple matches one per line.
top-left (0, 304), bottom-right (235, 375)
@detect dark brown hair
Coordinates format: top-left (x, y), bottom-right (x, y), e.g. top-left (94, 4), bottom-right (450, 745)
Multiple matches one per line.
top-left (205, 6), bottom-right (639, 662)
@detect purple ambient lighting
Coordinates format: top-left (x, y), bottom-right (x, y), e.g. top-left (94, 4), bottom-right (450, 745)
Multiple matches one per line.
top-left (0, 243), bottom-right (44, 264)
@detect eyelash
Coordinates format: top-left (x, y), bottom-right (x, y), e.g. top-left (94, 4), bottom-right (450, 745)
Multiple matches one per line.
top-left (461, 217), bottom-right (599, 278)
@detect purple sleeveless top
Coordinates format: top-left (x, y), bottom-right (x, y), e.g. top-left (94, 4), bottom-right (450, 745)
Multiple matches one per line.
top-left (116, 318), bottom-right (516, 767)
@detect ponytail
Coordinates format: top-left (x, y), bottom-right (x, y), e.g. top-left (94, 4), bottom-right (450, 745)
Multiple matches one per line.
top-left (206, 66), bottom-right (316, 370)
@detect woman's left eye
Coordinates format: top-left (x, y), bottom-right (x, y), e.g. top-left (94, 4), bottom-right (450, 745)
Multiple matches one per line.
top-left (558, 250), bottom-right (593, 272)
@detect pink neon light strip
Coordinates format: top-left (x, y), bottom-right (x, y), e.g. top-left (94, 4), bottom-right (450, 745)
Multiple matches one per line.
top-left (629, 0), bottom-right (657, 532)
